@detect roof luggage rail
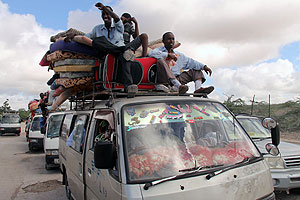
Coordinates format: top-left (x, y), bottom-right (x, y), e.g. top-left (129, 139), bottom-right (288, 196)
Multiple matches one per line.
top-left (68, 80), bottom-right (208, 110)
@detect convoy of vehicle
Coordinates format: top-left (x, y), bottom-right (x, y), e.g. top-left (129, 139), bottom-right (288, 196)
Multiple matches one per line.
top-left (0, 113), bottom-right (21, 136)
top-left (7, 90), bottom-right (298, 199)
top-left (55, 94), bottom-right (279, 200)
top-left (236, 114), bottom-right (300, 194)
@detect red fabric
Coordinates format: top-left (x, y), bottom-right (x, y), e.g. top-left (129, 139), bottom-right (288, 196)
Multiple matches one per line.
top-left (39, 52), bottom-right (50, 66)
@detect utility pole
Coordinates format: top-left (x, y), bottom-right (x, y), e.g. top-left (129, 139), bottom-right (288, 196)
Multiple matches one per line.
top-left (250, 95), bottom-right (255, 116)
top-left (268, 94), bottom-right (271, 117)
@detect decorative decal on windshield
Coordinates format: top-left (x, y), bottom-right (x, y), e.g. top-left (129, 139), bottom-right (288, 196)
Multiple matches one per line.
top-left (150, 115), bottom-right (156, 124)
top-left (126, 107), bottom-right (136, 116)
top-left (127, 125), bottom-right (146, 132)
top-left (140, 110), bottom-right (149, 118)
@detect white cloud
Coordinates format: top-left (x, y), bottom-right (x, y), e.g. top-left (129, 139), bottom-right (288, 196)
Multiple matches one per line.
top-left (0, 1), bottom-right (56, 110)
top-left (210, 59), bottom-right (300, 103)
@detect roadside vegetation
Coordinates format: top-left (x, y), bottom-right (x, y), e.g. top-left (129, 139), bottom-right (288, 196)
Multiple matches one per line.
top-left (224, 95), bottom-right (300, 132)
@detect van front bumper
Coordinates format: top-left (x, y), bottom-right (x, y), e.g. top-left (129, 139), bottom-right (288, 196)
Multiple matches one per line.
top-left (271, 168), bottom-right (300, 190)
top-left (29, 138), bottom-right (44, 148)
top-left (0, 127), bottom-right (21, 134)
top-left (45, 155), bottom-right (60, 166)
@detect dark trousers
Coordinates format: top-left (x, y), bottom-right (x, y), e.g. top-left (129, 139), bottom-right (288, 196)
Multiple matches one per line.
top-left (92, 36), bottom-right (132, 86)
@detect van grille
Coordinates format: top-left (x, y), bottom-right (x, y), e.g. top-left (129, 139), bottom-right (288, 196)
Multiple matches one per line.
top-left (283, 156), bottom-right (300, 168)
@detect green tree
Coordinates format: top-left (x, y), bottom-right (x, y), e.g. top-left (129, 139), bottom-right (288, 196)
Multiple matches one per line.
top-left (0, 99), bottom-right (12, 117)
top-left (18, 108), bottom-right (30, 122)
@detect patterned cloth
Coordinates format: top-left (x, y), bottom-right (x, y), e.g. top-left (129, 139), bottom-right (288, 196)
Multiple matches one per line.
top-left (47, 51), bottom-right (98, 62)
top-left (59, 72), bottom-right (94, 78)
top-left (55, 77), bottom-right (93, 88)
top-left (54, 59), bottom-right (96, 67)
top-left (53, 65), bottom-right (95, 72)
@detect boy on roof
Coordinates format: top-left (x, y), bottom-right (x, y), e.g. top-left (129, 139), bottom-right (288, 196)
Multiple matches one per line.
top-left (121, 13), bottom-right (148, 57)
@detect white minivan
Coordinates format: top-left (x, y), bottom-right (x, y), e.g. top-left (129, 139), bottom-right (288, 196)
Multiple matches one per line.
top-left (44, 112), bottom-right (65, 170)
top-left (0, 113), bottom-right (21, 136)
top-left (59, 94), bottom-right (279, 200)
top-left (28, 114), bottom-right (44, 151)
top-left (237, 115), bottom-right (300, 194)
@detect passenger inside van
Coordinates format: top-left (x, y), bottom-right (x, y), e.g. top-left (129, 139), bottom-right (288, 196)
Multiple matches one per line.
top-left (94, 120), bottom-right (113, 145)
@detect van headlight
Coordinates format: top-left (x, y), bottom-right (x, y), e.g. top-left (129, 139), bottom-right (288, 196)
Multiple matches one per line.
top-left (45, 150), bottom-right (59, 156)
top-left (265, 156), bottom-right (285, 169)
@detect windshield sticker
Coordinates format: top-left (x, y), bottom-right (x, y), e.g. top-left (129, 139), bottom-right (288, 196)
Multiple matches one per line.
top-left (150, 109), bottom-right (159, 113)
top-left (159, 106), bottom-right (171, 119)
top-left (140, 110), bottom-right (149, 118)
top-left (126, 108), bottom-right (136, 116)
top-left (150, 115), bottom-right (156, 124)
top-left (128, 117), bottom-right (141, 126)
top-left (127, 125), bottom-right (147, 132)
top-left (166, 114), bottom-right (183, 119)
top-left (185, 119), bottom-right (195, 123)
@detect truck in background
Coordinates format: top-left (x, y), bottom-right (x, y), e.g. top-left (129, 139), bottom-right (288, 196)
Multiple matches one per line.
top-left (0, 113), bottom-right (21, 136)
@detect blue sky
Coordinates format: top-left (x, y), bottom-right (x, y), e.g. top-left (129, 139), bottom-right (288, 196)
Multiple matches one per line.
top-left (2, 0), bottom-right (101, 30)
top-left (1, 0), bottom-right (300, 109)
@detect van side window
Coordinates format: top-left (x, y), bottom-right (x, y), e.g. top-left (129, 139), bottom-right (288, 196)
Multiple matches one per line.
top-left (61, 114), bottom-right (73, 141)
top-left (93, 119), bottom-right (113, 149)
top-left (66, 115), bottom-right (88, 153)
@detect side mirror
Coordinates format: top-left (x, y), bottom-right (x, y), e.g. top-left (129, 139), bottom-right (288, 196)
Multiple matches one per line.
top-left (94, 141), bottom-right (115, 169)
top-left (262, 118), bottom-right (280, 146)
top-left (271, 125), bottom-right (280, 146)
top-left (265, 143), bottom-right (279, 156)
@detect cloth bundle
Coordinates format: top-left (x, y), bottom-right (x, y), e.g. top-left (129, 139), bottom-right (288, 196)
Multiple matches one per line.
top-left (39, 29), bottom-right (100, 111)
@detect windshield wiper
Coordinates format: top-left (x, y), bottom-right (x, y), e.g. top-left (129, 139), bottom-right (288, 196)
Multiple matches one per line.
top-left (206, 156), bottom-right (260, 180)
top-left (252, 137), bottom-right (271, 141)
top-left (144, 164), bottom-right (225, 190)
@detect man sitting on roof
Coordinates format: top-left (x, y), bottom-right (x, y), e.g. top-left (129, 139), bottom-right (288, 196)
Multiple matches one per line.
top-left (148, 32), bottom-right (214, 94)
top-left (66, 2), bottom-right (145, 95)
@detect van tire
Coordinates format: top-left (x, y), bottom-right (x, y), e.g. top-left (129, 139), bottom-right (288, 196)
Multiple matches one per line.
top-left (45, 164), bottom-right (51, 170)
top-left (29, 144), bottom-right (34, 151)
top-left (64, 172), bottom-right (73, 200)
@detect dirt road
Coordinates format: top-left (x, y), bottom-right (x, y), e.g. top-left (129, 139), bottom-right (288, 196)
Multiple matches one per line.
top-left (0, 123), bottom-right (65, 200)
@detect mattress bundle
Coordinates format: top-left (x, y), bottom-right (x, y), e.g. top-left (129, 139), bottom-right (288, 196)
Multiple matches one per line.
top-left (40, 29), bottom-right (100, 111)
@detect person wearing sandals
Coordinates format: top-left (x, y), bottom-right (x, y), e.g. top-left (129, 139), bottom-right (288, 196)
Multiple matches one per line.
top-left (148, 32), bottom-right (214, 95)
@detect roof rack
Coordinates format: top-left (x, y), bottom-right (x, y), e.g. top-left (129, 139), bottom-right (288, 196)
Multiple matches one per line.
top-left (68, 81), bottom-right (208, 110)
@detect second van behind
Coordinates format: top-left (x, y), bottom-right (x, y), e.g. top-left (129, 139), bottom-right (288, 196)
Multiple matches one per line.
top-left (44, 112), bottom-right (65, 170)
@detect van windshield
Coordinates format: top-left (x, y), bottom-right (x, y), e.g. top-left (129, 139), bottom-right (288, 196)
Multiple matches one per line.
top-left (47, 114), bottom-right (64, 138)
top-left (1, 115), bottom-right (20, 124)
top-left (123, 101), bottom-right (260, 182)
top-left (31, 117), bottom-right (41, 131)
top-left (237, 117), bottom-right (271, 138)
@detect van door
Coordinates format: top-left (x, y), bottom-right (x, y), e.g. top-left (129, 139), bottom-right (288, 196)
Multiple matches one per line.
top-left (59, 114), bottom-right (74, 164)
top-left (65, 113), bottom-right (91, 200)
top-left (84, 110), bottom-right (122, 200)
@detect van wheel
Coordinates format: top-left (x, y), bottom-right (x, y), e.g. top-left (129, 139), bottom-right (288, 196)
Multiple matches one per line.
top-left (64, 172), bottom-right (73, 200)
top-left (29, 144), bottom-right (34, 151)
top-left (45, 164), bottom-right (51, 170)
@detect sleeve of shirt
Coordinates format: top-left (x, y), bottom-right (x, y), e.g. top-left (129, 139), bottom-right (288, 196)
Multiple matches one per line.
top-left (148, 48), bottom-right (169, 59)
top-left (115, 20), bottom-right (124, 34)
top-left (85, 26), bottom-right (96, 40)
top-left (180, 53), bottom-right (205, 71)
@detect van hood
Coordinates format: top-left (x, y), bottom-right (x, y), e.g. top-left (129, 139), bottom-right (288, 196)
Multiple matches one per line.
top-left (254, 138), bottom-right (300, 156)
